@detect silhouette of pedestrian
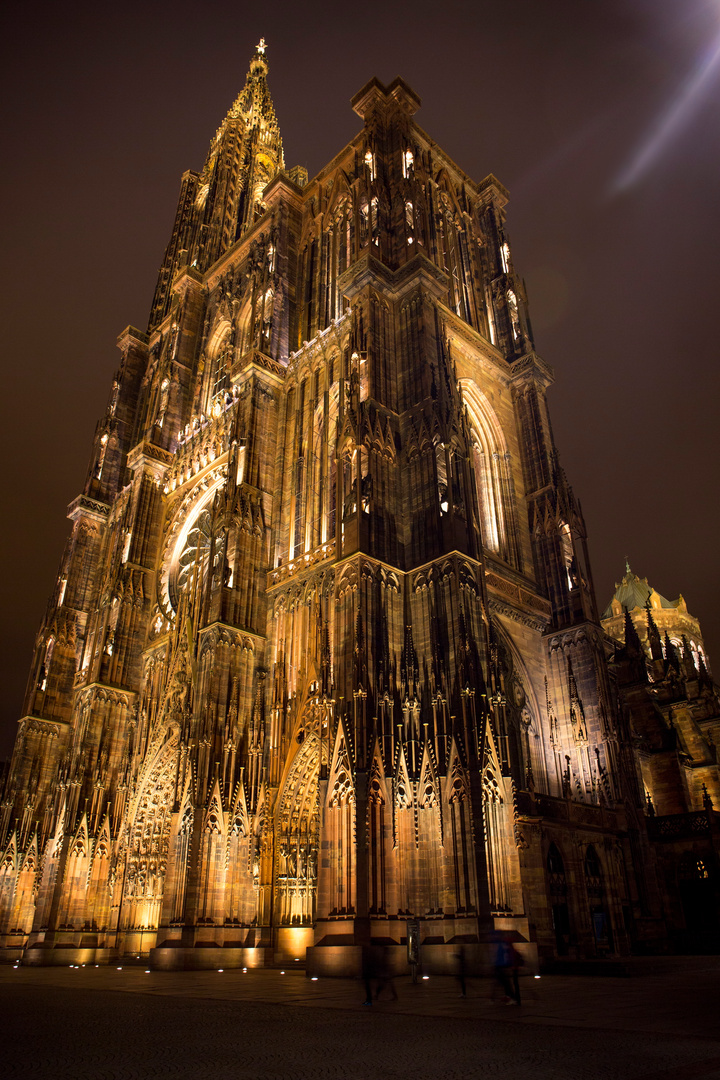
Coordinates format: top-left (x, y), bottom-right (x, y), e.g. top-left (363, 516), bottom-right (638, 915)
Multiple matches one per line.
top-left (454, 947), bottom-right (467, 997)
top-left (361, 944), bottom-right (375, 1006)
top-left (492, 931), bottom-right (521, 1004)
top-left (374, 947), bottom-right (398, 1001)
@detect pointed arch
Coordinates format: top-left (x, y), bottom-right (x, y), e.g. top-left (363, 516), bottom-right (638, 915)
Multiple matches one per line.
top-left (367, 748), bottom-right (389, 915)
top-left (445, 746), bottom-right (477, 915)
top-left (276, 727), bottom-right (326, 927)
top-left (460, 379), bottom-right (521, 569)
top-left (319, 719), bottom-right (355, 918)
top-left (120, 730), bottom-right (179, 933)
top-left (203, 319), bottom-right (233, 412)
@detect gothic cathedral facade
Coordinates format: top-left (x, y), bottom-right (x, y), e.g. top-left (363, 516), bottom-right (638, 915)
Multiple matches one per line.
top-left (0, 45), bottom-right (678, 971)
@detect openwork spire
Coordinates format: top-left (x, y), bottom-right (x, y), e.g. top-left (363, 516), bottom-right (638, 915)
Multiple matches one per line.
top-left (196, 39), bottom-right (284, 266)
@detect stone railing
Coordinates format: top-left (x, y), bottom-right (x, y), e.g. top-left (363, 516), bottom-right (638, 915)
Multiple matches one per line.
top-left (528, 792), bottom-right (619, 830)
top-left (267, 540), bottom-right (336, 589)
top-left (647, 810), bottom-right (716, 841)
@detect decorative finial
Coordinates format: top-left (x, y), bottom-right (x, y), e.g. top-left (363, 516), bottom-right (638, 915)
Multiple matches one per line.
top-left (625, 556), bottom-right (631, 575)
top-left (256, 37), bottom-right (267, 54)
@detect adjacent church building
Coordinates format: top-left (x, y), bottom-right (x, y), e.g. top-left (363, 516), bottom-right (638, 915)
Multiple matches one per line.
top-left (1, 43), bottom-right (717, 972)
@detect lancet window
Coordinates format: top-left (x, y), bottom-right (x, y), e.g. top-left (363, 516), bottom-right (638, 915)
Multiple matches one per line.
top-left (368, 765), bottom-right (386, 915)
top-left (95, 432), bottom-right (109, 479)
top-left (434, 200), bottom-right (476, 326)
top-left (205, 332), bottom-right (232, 412)
top-left (547, 843), bottom-right (571, 955)
top-left (507, 289), bottom-right (521, 341)
top-left (461, 382), bottom-right (521, 569)
top-left (370, 197), bottom-right (379, 246)
top-left (436, 443), bottom-right (449, 514)
top-left (584, 845), bottom-right (604, 899)
top-left (405, 200), bottom-right (414, 243)
top-left (483, 771), bottom-right (510, 912)
top-left (359, 199), bottom-right (369, 248)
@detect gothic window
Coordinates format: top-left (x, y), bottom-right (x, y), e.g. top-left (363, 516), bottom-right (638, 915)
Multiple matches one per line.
top-left (560, 522), bottom-right (574, 589)
top-left (500, 241), bottom-right (511, 274)
top-left (679, 854), bottom-right (709, 881)
top-left (368, 768), bottom-right (386, 915)
top-left (39, 636), bottom-right (54, 690)
top-left (483, 771), bottom-right (510, 912)
top-left (156, 378), bottom-right (170, 427)
top-left (451, 264), bottom-right (462, 315)
top-left (449, 766), bottom-right (474, 914)
top-left (121, 529), bottom-right (132, 564)
top-left (461, 381), bottom-right (522, 568)
top-left (342, 450), bottom-right (356, 518)
top-left (547, 843), bottom-right (571, 955)
top-left (359, 199), bottom-right (369, 248)
top-left (438, 215), bottom-right (450, 273)
top-left (359, 447), bottom-right (371, 514)
top-left (95, 432), bottom-right (109, 479)
top-left (547, 843), bottom-right (566, 890)
top-left (364, 149), bottom-right (376, 182)
top-left (436, 443), bottom-right (449, 514)
top-left (370, 197), bottom-right (379, 246)
top-left (402, 148), bottom-right (414, 179)
top-left (171, 805), bottom-right (193, 923)
top-left (584, 845), bottom-right (603, 897)
top-left (261, 287), bottom-right (274, 347)
top-left (311, 394), bottom-right (325, 549)
top-left (506, 289), bottom-right (521, 341)
top-left (325, 380), bottom-right (339, 542)
top-left (301, 240), bottom-right (316, 341)
top-left (206, 335), bottom-right (231, 409)
top-left (584, 845), bottom-right (612, 951)
top-left (292, 380), bottom-right (306, 559)
top-left (405, 200), bottom-right (414, 243)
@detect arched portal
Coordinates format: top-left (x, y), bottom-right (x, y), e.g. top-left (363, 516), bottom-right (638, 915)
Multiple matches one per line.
top-left (274, 721), bottom-right (327, 927)
top-left (120, 732), bottom-right (179, 932)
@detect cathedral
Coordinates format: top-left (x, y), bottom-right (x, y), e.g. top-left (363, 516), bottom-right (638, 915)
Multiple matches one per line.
top-left (1, 43), bottom-right (717, 973)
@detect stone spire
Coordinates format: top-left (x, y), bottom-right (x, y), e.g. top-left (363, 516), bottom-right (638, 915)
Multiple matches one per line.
top-left (148, 41), bottom-right (286, 328)
top-left (198, 39), bottom-right (285, 267)
top-left (623, 606), bottom-right (642, 656)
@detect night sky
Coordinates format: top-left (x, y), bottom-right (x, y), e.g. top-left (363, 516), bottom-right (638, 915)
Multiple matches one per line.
top-left (2, 0), bottom-right (719, 758)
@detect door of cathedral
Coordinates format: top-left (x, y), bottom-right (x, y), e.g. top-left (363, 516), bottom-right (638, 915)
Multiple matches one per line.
top-left (274, 708), bottom-right (327, 929)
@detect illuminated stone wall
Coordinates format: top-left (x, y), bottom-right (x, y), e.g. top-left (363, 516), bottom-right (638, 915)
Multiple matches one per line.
top-left (2, 45), bottom-right (709, 970)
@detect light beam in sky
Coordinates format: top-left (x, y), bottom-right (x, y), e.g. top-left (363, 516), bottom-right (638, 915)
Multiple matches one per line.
top-left (613, 32), bottom-right (720, 191)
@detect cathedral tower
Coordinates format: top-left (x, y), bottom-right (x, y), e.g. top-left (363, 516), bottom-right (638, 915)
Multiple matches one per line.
top-left (0, 46), bottom-right (667, 971)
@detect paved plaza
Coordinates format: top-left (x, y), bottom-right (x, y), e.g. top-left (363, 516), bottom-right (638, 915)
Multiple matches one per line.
top-left (1, 957), bottom-right (720, 1079)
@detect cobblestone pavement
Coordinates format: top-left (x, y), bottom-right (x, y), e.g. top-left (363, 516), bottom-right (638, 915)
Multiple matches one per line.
top-left (2, 958), bottom-right (720, 1079)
